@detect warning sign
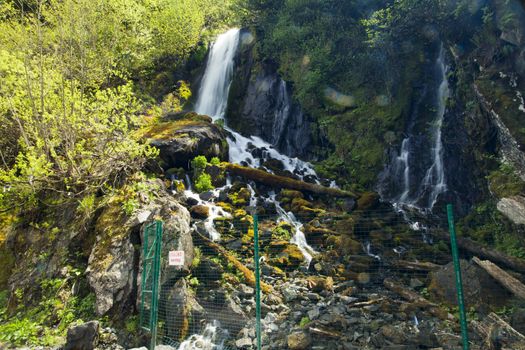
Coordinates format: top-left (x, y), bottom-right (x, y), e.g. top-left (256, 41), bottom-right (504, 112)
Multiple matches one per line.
top-left (168, 251), bottom-right (185, 266)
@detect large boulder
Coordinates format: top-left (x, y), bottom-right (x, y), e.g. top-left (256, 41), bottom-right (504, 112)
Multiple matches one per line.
top-left (428, 259), bottom-right (511, 312)
top-left (64, 321), bottom-right (99, 350)
top-left (143, 112), bottom-right (228, 169)
top-left (87, 186), bottom-right (193, 316)
top-left (86, 203), bottom-right (136, 316)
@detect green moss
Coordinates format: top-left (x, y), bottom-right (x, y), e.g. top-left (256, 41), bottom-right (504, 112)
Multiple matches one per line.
top-left (487, 163), bottom-right (525, 198)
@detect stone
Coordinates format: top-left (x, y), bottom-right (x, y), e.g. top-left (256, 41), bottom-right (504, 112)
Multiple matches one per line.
top-left (380, 325), bottom-right (406, 344)
top-left (306, 276), bottom-right (334, 292)
top-left (136, 210), bottom-right (151, 224)
top-left (190, 205), bottom-right (210, 219)
top-left (410, 278), bottom-right (424, 289)
top-left (283, 287), bottom-right (299, 302)
top-left (308, 307), bottom-right (320, 320)
top-left (235, 337), bottom-right (253, 348)
top-left (146, 113), bottom-right (228, 169)
top-left (287, 330), bottom-right (312, 350)
top-left (429, 259), bottom-right (511, 311)
top-left (497, 196), bottom-right (525, 225)
top-left (511, 308), bottom-right (525, 334)
top-left (64, 321), bottom-right (99, 350)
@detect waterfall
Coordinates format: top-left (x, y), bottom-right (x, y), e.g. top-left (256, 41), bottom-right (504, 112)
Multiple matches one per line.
top-left (177, 321), bottom-right (227, 350)
top-left (193, 28), bottom-right (319, 264)
top-left (420, 45), bottom-right (449, 209)
top-left (195, 29), bottom-right (240, 121)
top-left (380, 44), bottom-right (449, 212)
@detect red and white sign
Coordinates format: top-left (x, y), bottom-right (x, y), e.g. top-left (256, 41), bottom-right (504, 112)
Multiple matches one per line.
top-left (168, 251), bottom-right (185, 266)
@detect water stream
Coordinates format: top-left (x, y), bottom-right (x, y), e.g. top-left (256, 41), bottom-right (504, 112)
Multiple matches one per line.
top-left (193, 27), bottom-right (318, 260)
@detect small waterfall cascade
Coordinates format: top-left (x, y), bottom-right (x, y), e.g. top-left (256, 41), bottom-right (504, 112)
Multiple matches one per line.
top-left (267, 192), bottom-right (316, 266)
top-left (421, 45), bottom-right (449, 209)
top-left (381, 44), bottom-right (450, 212)
top-left (271, 79), bottom-right (291, 147)
top-left (177, 321), bottom-right (227, 350)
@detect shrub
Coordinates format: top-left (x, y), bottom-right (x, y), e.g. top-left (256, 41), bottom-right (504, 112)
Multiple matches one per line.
top-left (195, 173), bottom-right (213, 193)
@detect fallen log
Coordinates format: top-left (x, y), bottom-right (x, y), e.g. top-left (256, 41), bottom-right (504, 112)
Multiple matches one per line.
top-left (436, 231), bottom-right (525, 274)
top-left (472, 257), bottom-right (525, 300)
top-left (384, 278), bottom-right (451, 320)
top-left (193, 231), bottom-right (273, 293)
top-left (392, 260), bottom-right (443, 272)
top-left (224, 163), bottom-right (358, 198)
top-left (471, 312), bottom-right (525, 350)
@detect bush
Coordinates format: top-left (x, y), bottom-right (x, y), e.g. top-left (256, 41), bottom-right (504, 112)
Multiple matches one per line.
top-left (195, 173), bottom-right (214, 193)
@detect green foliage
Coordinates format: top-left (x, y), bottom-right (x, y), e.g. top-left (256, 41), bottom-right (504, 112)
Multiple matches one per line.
top-left (195, 173), bottom-right (214, 193)
top-left (191, 156), bottom-right (209, 175)
top-left (0, 276), bottom-right (97, 347)
top-left (299, 316), bottom-right (310, 327)
top-left (487, 163), bottom-right (525, 198)
top-left (192, 247), bottom-right (202, 268)
top-left (210, 157), bottom-right (221, 166)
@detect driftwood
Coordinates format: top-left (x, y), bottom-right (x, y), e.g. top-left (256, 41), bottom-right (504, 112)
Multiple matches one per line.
top-left (193, 231), bottom-right (273, 293)
top-left (436, 231), bottom-right (525, 274)
top-left (224, 163), bottom-right (358, 198)
top-left (473, 257), bottom-right (525, 300)
top-left (471, 312), bottom-right (525, 350)
top-left (392, 260), bottom-right (442, 272)
top-left (384, 278), bottom-right (450, 320)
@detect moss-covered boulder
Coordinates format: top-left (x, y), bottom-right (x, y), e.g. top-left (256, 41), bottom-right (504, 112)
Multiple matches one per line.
top-left (140, 112), bottom-right (228, 169)
top-left (267, 240), bottom-right (305, 270)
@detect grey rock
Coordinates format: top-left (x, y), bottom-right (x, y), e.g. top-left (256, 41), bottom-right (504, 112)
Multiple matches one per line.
top-left (236, 337), bottom-right (253, 348)
top-left (287, 330), bottom-right (312, 350)
top-left (497, 196), bottom-right (525, 225)
top-left (308, 307), bottom-right (320, 320)
top-left (64, 321), bottom-right (99, 350)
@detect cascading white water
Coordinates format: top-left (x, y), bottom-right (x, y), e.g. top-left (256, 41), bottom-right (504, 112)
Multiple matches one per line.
top-left (195, 28), bottom-right (317, 181)
top-left (271, 80), bottom-right (291, 146)
top-left (177, 321), bottom-right (227, 350)
top-left (421, 45), bottom-right (449, 209)
top-left (267, 192), bottom-right (316, 266)
top-left (195, 29), bottom-right (240, 121)
top-left (395, 138), bottom-right (411, 204)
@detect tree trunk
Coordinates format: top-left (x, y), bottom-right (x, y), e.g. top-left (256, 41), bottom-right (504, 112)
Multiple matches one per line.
top-left (472, 257), bottom-right (525, 300)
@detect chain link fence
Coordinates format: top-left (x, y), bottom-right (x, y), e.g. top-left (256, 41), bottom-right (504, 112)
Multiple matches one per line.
top-left (139, 200), bottom-right (525, 349)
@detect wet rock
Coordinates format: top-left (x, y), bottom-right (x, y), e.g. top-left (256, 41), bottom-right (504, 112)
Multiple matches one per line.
top-left (356, 192), bottom-right (380, 210)
top-left (163, 278), bottom-right (205, 341)
top-left (64, 321), bottom-right (99, 350)
top-left (190, 205), bottom-right (210, 219)
top-left (235, 337), bottom-right (253, 348)
top-left (287, 330), bottom-right (312, 350)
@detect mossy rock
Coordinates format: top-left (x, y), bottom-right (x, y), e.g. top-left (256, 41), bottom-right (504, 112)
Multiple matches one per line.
top-left (267, 241), bottom-right (305, 270)
top-left (272, 222), bottom-right (293, 240)
top-left (357, 192), bottom-right (380, 210)
top-left (280, 189), bottom-right (304, 200)
top-left (306, 276), bottom-right (334, 292)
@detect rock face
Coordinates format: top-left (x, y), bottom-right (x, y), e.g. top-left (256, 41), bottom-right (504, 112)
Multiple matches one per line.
top-left (497, 195), bottom-right (525, 224)
top-left (287, 330), bottom-right (311, 350)
top-left (226, 32), bottom-right (314, 159)
top-left (86, 203), bottom-right (136, 316)
top-left (64, 321), bottom-right (99, 350)
top-left (145, 112), bottom-right (228, 169)
top-left (429, 259), bottom-right (511, 312)
top-left (87, 188), bottom-right (193, 316)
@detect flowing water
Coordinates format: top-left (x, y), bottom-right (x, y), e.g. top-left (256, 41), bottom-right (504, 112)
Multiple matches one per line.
top-left (389, 45), bottom-right (449, 210)
top-left (192, 27), bottom-right (319, 261)
top-left (176, 321), bottom-right (227, 350)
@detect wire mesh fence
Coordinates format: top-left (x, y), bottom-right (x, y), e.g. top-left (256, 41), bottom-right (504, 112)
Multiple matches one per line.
top-left (140, 190), bottom-right (521, 349)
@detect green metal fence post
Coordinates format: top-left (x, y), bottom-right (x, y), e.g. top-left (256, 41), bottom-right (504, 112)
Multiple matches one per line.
top-left (447, 204), bottom-right (470, 350)
top-left (253, 214), bottom-right (262, 350)
top-left (150, 220), bottom-right (163, 350)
